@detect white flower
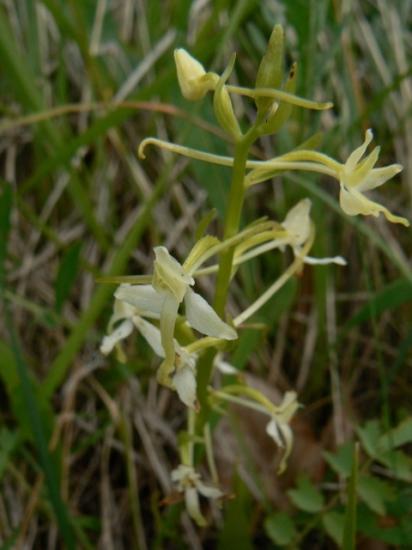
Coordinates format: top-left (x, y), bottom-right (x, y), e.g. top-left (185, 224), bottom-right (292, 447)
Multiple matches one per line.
top-left (101, 295), bottom-right (200, 408)
top-left (116, 245), bottom-right (237, 386)
top-left (171, 464), bottom-right (222, 526)
top-left (100, 298), bottom-right (163, 356)
top-left (173, 348), bottom-right (198, 409)
top-left (211, 386), bottom-right (300, 474)
top-left (339, 129), bottom-right (408, 226)
top-left (281, 199), bottom-right (346, 266)
top-left (174, 49), bottom-right (218, 101)
top-left (265, 391), bottom-right (300, 474)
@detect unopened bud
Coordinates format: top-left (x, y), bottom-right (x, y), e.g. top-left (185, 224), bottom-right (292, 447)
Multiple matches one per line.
top-left (258, 62), bottom-right (297, 136)
top-left (174, 48), bottom-right (218, 101)
top-left (255, 24), bottom-right (284, 114)
top-left (213, 54), bottom-right (242, 140)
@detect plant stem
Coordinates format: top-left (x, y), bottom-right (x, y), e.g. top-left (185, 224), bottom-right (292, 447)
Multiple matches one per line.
top-left (197, 128), bottom-right (258, 412)
top-left (214, 130), bottom-right (258, 315)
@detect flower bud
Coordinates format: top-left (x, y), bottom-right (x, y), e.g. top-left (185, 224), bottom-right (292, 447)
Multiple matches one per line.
top-left (255, 24), bottom-right (284, 114)
top-left (213, 54), bottom-right (242, 140)
top-left (174, 48), bottom-right (218, 101)
top-left (258, 62), bottom-right (297, 136)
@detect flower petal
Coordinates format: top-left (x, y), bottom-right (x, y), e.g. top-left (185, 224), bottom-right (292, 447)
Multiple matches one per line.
top-left (173, 365), bottom-right (197, 408)
top-left (114, 284), bottom-right (163, 318)
top-left (157, 294), bottom-right (180, 386)
top-left (277, 391), bottom-right (300, 423)
top-left (266, 417), bottom-right (284, 448)
top-left (345, 128), bottom-right (373, 172)
top-left (184, 289), bottom-right (237, 340)
top-left (356, 164), bottom-right (403, 192)
top-left (185, 487), bottom-right (207, 527)
top-left (282, 199), bottom-right (312, 247)
top-left (276, 423), bottom-right (294, 474)
top-left (153, 246), bottom-right (193, 302)
top-left (214, 356), bottom-right (238, 374)
top-left (340, 186), bottom-right (409, 225)
top-left (304, 255), bottom-right (347, 266)
top-left (132, 317), bottom-right (165, 358)
top-left (100, 319), bottom-right (134, 355)
top-left (197, 481), bottom-right (223, 500)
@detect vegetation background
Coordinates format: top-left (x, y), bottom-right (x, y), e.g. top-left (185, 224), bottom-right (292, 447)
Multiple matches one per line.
top-left (0, 0), bottom-right (411, 548)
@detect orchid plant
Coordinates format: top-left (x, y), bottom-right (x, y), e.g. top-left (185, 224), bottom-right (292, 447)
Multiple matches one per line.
top-left (100, 25), bottom-right (408, 526)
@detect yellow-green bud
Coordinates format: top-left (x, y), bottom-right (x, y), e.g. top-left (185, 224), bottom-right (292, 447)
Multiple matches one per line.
top-left (174, 48), bottom-right (218, 101)
top-left (255, 24), bottom-right (284, 115)
top-left (213, 54), bottom-right (242, 140)
top-left (258, 62), bottom-right (297, 136)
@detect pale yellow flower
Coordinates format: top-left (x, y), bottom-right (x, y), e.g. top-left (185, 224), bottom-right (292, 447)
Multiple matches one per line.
top-left (116, 245), bottom-right (237, 386)
top-left (171, 464), bottom-right (222, 526)
top-left (339, 129), bottom-right (408, 226)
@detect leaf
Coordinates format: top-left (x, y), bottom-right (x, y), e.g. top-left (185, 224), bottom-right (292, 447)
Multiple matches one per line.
top-left (378, 450), bottom-right (412, 482)
top-left (55, 241), bottom-right (82, 314)
top-left (342, 443), bottom-right (359, 550)
top-left (217, 475), bottom-right (253, 550)
top-left (195, 208), bottom-right (217, 241)
top-left (0, 428), bottom-right (19, 481)
top-left (379, 417), bottom-right (412, 451)
top-left (345, 278), bottom-right (412, 330)
top-left (324, 441), bottom-right (354, 478)
top-left (356, 420), bottom-right (381, 458)
top-left (357, 475), bottom-right (394, 515)
top-left (287, 475), bottom-right (324, 513)
top-left (264, 512), bottom-right (297, 546)
top-left (357, 504), bottom-right (412, 546)
top-left (322, 511), bottom-right (345, 546)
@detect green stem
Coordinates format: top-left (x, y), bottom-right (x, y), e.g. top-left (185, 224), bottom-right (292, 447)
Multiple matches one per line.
top-left (118, 414), bottom-right (147, 550)
top-left (214, 130), bottom-right (258, 315)
top-left (197, 128), bottom-right (258, 412)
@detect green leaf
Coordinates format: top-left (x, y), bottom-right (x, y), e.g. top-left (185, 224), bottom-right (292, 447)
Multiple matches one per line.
top-left (287, 475), bottom-right (324, 513)
top-left (217, 476), bottom-right (253, 550)
top-left (379, 417), bottom-right (412, 451)
top-left (264, 512), bottom-right (297, 546)
top-left (357, 475), bottom-right (394, 515)
top-left (356, 420), bottom-right (381, 458)
top-left (342, 443), bottom-right (359, 550)
top-left (194, 208), bottom-right (217, 241)
top-left (324, 441), bottom-right (355, 478)
top-left (0, 428), bottom-right (19, 481)
top-left (357, 504), bottom-right (412, 546)
top-left (55, 241), bottom-right (82, 314)
top-left (322, 511), bottom-right (345, 546)
top-left (345, 278), bottom-right (412, 329)
top-left (378, 450), bottom-right (412, 482)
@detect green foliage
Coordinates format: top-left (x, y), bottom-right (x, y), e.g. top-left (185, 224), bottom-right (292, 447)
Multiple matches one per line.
top-left (287, 475), bottom-right (324, 513)
top-left (264, 512), bottom-right (297, 546)
top-left (55, 241), bottom-right (82, 314)
top-left (342, 443), bottom-right (359, 550)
